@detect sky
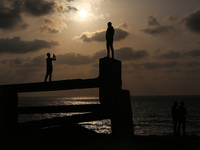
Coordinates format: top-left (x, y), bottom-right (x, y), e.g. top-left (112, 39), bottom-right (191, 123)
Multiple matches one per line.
top-left (1, 0), bottom-right (200, 96)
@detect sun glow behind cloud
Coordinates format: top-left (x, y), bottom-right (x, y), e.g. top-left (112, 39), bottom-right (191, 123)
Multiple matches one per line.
top-left (79, 10), bottom-right (88, 18)
top-left (68, 0), bottom-right (110, 22)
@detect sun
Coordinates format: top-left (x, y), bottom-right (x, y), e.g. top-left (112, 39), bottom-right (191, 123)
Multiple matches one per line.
top-left (79, 10), bottom-right (87, 18)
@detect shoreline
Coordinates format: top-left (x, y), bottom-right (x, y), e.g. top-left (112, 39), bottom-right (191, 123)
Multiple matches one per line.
top-left (1, 124), bottom-right (200, 150)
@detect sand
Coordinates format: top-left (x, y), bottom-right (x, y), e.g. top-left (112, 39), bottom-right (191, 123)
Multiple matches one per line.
top-left (1, 124), bottom-right (199, 150)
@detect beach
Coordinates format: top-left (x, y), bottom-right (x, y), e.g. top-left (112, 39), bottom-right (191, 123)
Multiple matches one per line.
top-left (1, 95), bottom-right (200, 150)
top-left (18, 96), bottom-right (200, 136)
top-left (1, 124), bottom-right (200, 150)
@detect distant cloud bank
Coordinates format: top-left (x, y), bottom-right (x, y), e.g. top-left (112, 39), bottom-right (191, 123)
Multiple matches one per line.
top-left (141, 10), bottom-right (200, 36)
top-left (74, 23), bottom-right (129, 43)
top-left (0, 37), bottom-right (60, 53)
top-left (183, 10), bottom-right (200, 33)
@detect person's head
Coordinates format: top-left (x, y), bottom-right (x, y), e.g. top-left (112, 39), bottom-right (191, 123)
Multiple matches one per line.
top-left (47, 53), bottom-right (50, 58)
top-left (180, 101), bottom-right (184, 106)
top-left (108, 22), bottom-right (112, 27)
top-left (174, 101), bottom-right (178, 106)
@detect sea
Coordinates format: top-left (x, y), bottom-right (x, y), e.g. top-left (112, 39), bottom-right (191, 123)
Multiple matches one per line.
top-left (18, 95), bottom-right (200, 136)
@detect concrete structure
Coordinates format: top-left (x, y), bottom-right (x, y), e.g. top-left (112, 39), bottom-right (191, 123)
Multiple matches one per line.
top-left (0, 57), bottom-right (133, 136)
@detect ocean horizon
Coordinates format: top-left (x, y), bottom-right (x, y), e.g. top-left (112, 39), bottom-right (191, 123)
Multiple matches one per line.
top-left (18, 95), bottom-right (200, 136)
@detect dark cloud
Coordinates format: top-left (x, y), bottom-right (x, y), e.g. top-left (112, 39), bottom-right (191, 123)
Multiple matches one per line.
top-left (0, 0), bottom-right (77, 30)
top-left (141, 26), bottom-right (173, 35)
top-left (1, 47), bottom-right (147, 67)
top-left (0, 0), bottom-right (25, 30)
top-left (183, 61), bottom-right (200, 68)
top-left (147, 15), bottom-right (160, 26)
top-left (158, 50), bottom-right (200, 59)
top-left (56, 47), bottom-right (149, 65)
top-left (115, 47), bottom-right (149, 60)
top-left (184, 10), bottom-right (200, 33)
top-left (159, 51), bottom-right (182, 59)
top-left (36, 17), bottom-right (68, 34)
top-left (2, 55), bottom-right (45, 68)
top-left (23, 55), bottom-right (45, 67)
top-left (23, 0), bottom-right (77, 16)
top-left (183, 49), bottom-right (200, 57)
top-left (75, 26), bottom-right (129, 43)
top-left (0, 36), bottom-right (60, 53)
top-left (125, 61), bottom-right (200, 72)
top-left (57, 53), bottom-right (93, 65)
top-left (23, 0), bottom-right (55, 16)
top-left (114, 28), bottom-right (129, 41)
top-left (143, 62), bottom-right (179, 69)
top-left (118, 22), bottom-right (129, 29)
top-left (93, 47), bottom-right (149, 61)
top-left (140, 15), bottom-right (173, 35)
top-left (1, 58), bottom-right (24, 66)
top-left (38, 26), bottom-right (60, 34)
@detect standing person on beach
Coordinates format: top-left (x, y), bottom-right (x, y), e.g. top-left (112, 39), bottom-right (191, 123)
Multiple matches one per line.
top-left (44, 53), bottom-right (56, 82)
top-left (171, 101), bottom-right (179, 135)
top-left (106, 22), bottom-right (115, 59)
top-left (178, 101), bottom-right (187, 135)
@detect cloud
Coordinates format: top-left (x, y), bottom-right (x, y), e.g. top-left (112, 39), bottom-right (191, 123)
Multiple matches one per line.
top-left (183, 61), bottom-right (200, 68)
top-left (117, 22), bottom-right (129, 29)
top-left (183, 49), bottom-right (200, 57)
top-left (92, 47), bottom-right (148, 61)
top-left (36, 17), bottom-right (68, 34)
top-left (147, 15), bottom-right (160, 26)
top-left (0, 36), bottom-right (60, 54)
top-left (0, 0), bottom-right (77, 30)
top-left (159, 51), bottom-right (182, 59)
top-left (158, 49), bottom-right (200, 59)
top-left (141, 26), bottom-right (173, 35)
top-left (74, 24), bottom-right (129, 43)
top-left (125, 60), bottom-right (200, 72)
top-left (143, 62), bottom-right (179, 69)
top-left (56, 47), bottom-right (149, 65)
top-left (57, 53), bottom-right (94, 65)
top-left (140, 15), bottom-right (173, 35)
top-left (184, 10), bottom-right (200, 33)
top-left (76, 30), bottom-right (106, 42)
top-left (1, 58), bottom-right (25, 67)
top-left (115, 47), bottom-right (149, 60)
top-left (23, 0), bottom-right (77, 16)
top-left (0, 0), bottom-right (26, 30)
top-left (23, 0), bottom-right (55, 16)
top-left (114, 28), bottom-right (129, 41)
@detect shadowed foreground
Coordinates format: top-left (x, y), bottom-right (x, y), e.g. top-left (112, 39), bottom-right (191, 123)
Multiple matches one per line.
top-left (1, 124), bottom-right (200, 150)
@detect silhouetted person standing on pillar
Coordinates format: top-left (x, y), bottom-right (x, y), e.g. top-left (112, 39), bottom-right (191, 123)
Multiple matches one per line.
top-left (172, 101), bottom-right (179, 135)
top-left (44, 53), bottom-right (56, 82)
top-left (106, 22), bottom-right (115, 58)
top-left (178, 101), bottom-right (187, 135)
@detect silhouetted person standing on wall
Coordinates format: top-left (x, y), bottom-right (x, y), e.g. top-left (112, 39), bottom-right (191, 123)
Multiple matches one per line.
top-left (172, 101), bottom-right (179, 135)
top-left (106, 22), bottom-right (115, 58)
top-left (178, 101), bottom-right (187, 135)
top-left (44, 53), bottom-right (56, 82)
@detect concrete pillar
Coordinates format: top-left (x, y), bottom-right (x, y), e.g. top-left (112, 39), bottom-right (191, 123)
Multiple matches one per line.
top-left (0, 90), bottom-right (18, 132)
top-left (99, 57), bottom-right (122, 108)
top-left (99, 57), bottom-right (133, 136)
top-left (111, 90), bottom-right (134, 136)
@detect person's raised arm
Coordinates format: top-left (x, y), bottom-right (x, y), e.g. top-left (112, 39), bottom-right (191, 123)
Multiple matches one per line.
top-left (53, 54), bottom-right (56, 61)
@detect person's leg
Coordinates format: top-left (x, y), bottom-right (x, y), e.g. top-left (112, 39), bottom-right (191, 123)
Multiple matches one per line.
top-left (106, 41), bottom-right (110, 57)
top-left (110, 41), bottom-right (114, 59)
top-left (173, 119), bottom-right (177, 135)
top-left (183, 120), bottom-right (186, 135)
top-left (49, 73), bottom-right (52, 82)
top-left (44, 73), bottom-right (48, 82)
top-left (178, 121), bottom-right (181, 135)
